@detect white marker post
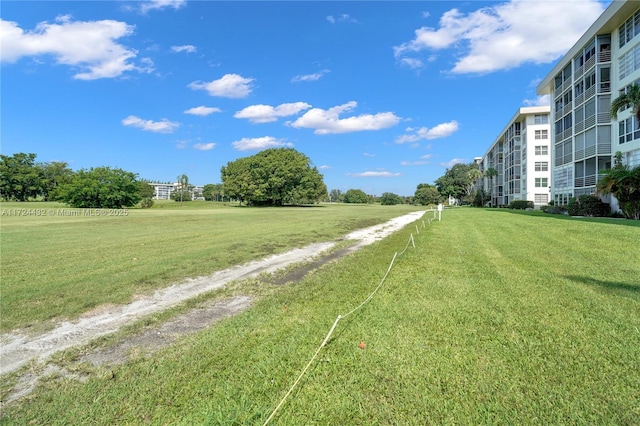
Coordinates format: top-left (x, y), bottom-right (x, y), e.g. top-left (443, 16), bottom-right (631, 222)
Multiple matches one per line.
top-left (437, 203), bottom-right (443, 221)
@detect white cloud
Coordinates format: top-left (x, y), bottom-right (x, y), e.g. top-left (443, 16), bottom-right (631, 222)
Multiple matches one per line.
top-left (140, 0), bottom-right (186, 14)
top-left (524, 94), bottom-right (551, 107)
top-left (188, 73), bottom-right (254, 98)
top-left (138, 57), bottom-right (155, 74)
top-left (0, 16), bottom-right (144, 80)
top-left (176, 140), bottom-right (187, 149)
top-left (401, 155), bottom-right (433, 166)
top-left (184, 106), bottom-right (221, 116)
top-left (348, 171), bottom-right (401, 177)
top-left (291, 69), bottom-right (330, 83)
top-left (399, 58), bottom-right (424, 69)
top-left (194, 142), bottom-right (216, 151)
top-left (318, 165), bottom-right (332, 170)
top-left (288, 101), bottom-right (401, 134)
top-left (326, 14), bottom-right (358, 24)
top-left (395, 120), bottom-right (459, 143)
top-left (231, 136), bottom-right (294, 151)
top-left (122, 115), bottom-right (179, 133)
top-left (441, 158), bottom-right (466, 168)
top-left (171, 44), bottom-right (196, 53)
top-left (363, 153), bottom-right (375, 157)
top-left (234, 102), bottom-right (311, 123)
top-left (394, 0), bottom-right (605, 74)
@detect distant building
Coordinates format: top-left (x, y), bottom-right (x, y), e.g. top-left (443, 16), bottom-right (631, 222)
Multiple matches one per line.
top-left (149, 183), bottom-right (177, 200)
top-left (478, 106), bottom-right (552, 208)
top-left (148, 182), bottom-right (204, 200)
top-left (537, 0), bottom-right (640, 206)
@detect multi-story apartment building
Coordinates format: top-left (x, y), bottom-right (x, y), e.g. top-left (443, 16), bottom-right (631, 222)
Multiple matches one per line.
top-left (150, 182), bottom-right (177, 200)
top-left (479, 106), bottom-right (552, 208)
top-left (537, 0), bottom-right (640, 206)
top-left (149, 182), bottom-right (205, 200)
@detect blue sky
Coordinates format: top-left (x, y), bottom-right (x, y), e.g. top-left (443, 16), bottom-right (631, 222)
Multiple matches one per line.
top-left (1, 0), bottom-right (609, 196)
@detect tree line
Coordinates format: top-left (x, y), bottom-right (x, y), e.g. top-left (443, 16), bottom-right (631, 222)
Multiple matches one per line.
top-left (1, 150), bottom-right (487, 209)
top-left (0, 153), bottom-right (153, 208)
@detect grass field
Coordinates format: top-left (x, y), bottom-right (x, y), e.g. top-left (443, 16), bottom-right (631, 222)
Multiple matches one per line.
top-left (0, 201), bottom-right (424, 332)
top-left (1, 206), bottom-right (639, 424)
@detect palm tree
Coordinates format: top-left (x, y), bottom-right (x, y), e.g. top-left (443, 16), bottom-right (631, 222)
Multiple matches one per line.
top-left (596, 152), bottom-right (640, 219)
top-left (177, 174), bottom-right (189, 206)
top-left (484, 167), bottom-right (498, 207)
top-left (610, 83), bottom-right (640, 127)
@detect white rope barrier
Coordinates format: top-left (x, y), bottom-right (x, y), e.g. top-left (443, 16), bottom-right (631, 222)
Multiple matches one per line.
top-left (261, 315), bottom-right (342, 426)
top-left (263, 213), bottom-right (436, 425)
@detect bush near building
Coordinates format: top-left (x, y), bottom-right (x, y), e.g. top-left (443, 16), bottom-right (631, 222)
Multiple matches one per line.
top-left (508, 200), bottom-right (534, 210)
top-left (567, 195), bottom-right (611, 217)
top-left (541, 205), bottom-right (568, 215)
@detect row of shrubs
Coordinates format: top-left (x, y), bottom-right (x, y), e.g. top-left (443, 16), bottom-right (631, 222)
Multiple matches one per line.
top-left (507, 200), bottom-right (535, 210)
top-left (540, 194), bottom-right (611, 217)
top-left (504, 195), bottom-right (613, 217)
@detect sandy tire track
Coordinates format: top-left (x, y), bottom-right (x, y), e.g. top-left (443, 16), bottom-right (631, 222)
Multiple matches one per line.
top-left (0, 211), bottom-right (426, 404)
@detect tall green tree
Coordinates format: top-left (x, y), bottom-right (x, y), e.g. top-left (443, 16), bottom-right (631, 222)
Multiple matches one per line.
top-left (434, 162), bottom-right (479, 203)
top-left (329, 189), bottom-right (343, 203)
top-left (221, 148), bottom-right (326, 206)
top-left (58, 166), bottom-right (141, 208)
top-left (176, 174), bottom-right (190, 205)
top-left (0, 153), bottom-right (45, 201)
top-left (40, 161), bottom-right (74, 201)
top-left (170, 189), bottom-right (192, 202)
top-left (610, 83), bottom-right (640, 127)
top-left (136, 181), bottom-right (155, 200)
top-left (414, 183), bottom-right (441, 206)
top-left (203, 183), bottom-right (224, 201)
top-left (136, 180), bottom-right (155, 208)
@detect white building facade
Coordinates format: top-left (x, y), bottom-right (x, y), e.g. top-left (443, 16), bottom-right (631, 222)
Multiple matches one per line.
top-left (149, 182), bottom-right (205, 200)
top-left (479, 106), bottom-right (552, 208)
top-left (537, 1), bottom-right (640, 206)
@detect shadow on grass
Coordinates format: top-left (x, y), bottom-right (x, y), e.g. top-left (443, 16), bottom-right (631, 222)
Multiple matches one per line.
top-left (565, 274), bottom-right (640, 300)
top-left (482, 208), bottom-right (640, 228)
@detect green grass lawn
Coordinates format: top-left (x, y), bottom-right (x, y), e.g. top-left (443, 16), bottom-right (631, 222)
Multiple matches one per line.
top-left (0, 201), bottom-right (424, 332)
top-left (2, 207), bottom-right (639, 424)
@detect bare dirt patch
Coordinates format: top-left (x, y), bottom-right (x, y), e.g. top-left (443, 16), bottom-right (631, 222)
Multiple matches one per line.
top-left (0, 211), bottom-right (426, 407)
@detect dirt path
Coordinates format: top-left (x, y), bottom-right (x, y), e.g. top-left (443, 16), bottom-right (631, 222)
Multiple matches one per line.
top-left (0, 211), bottom-right (426, 403)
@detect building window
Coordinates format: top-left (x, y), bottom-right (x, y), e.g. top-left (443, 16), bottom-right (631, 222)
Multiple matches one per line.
top-left (619, 9), bottom-right (640, 48)
top-left (535, 145), bottom-right (548, 155)
top-left (554, 193), bottom-right (572, 206)
top-left (534, 194), bottom-right (548, 204)
top-left (585, 39), bottom-right (596, 63)
top-left (535, 130), bottom-right (548, 140)
top-left (575, 80), bottom-right (585, 97)
top-left (534, 114), bottom-right (549, 124)
top-left (618, 44), bottom-right (640, 80)
top-left (535, 162), bottom-right (549, 172)
top-left (535, 177), bottom-right (548, 187)
top-left (618, 116), bottom-right (640, 144)
top-left (585, 71), bottom-right (596, 91)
